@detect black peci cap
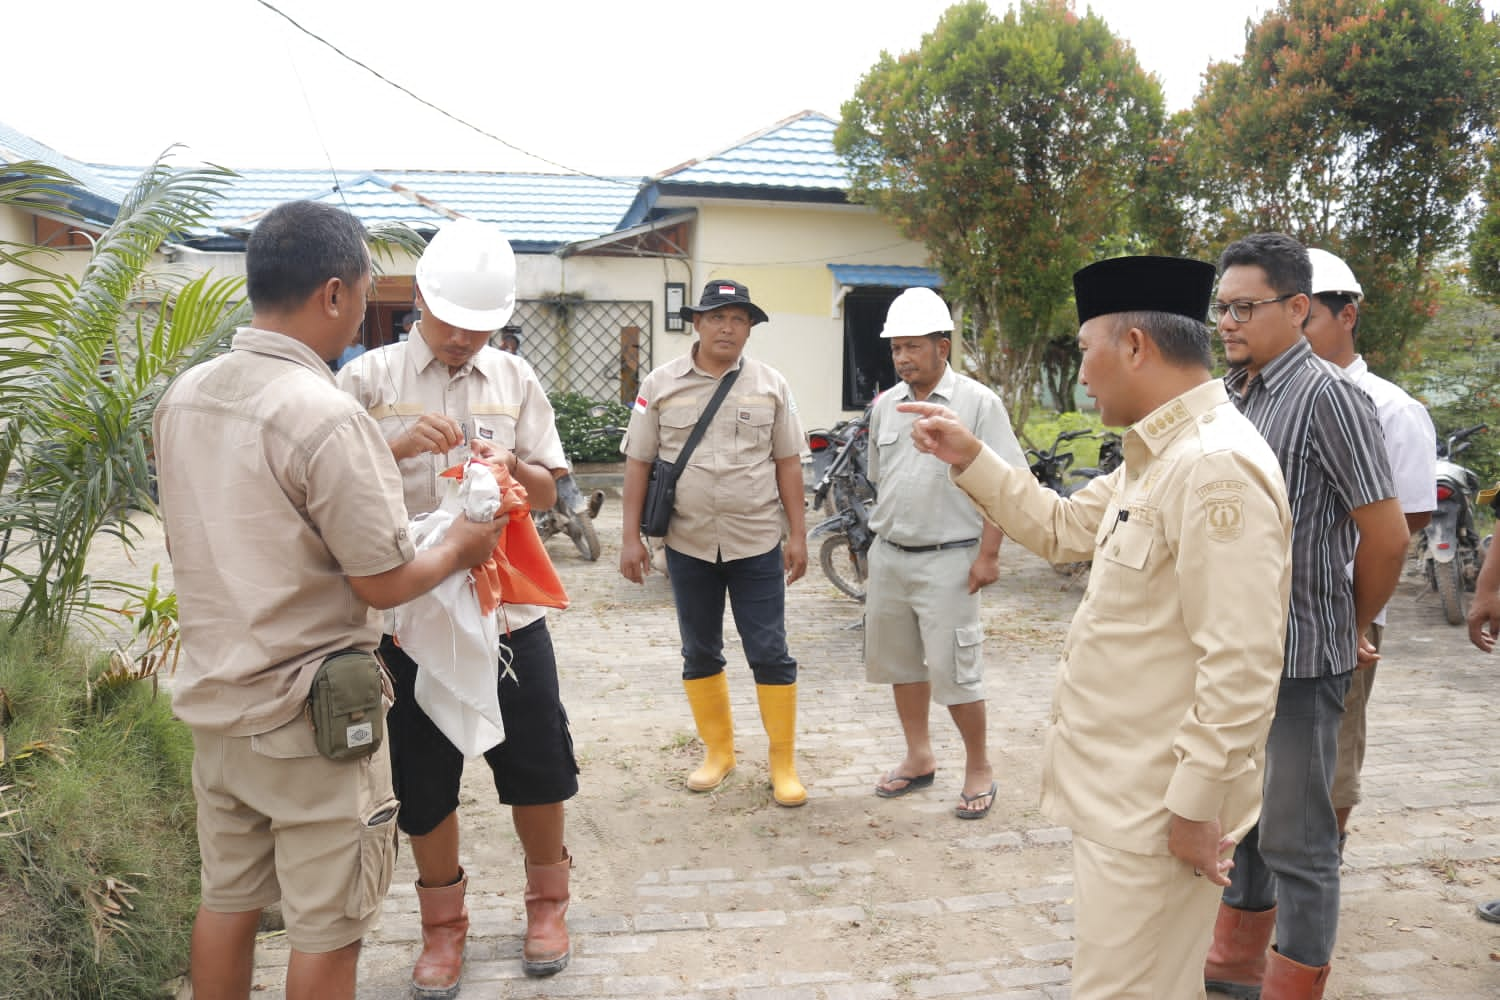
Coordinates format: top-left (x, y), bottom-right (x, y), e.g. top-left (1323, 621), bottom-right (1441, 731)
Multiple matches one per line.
top-left (1073, 256), bottom-right (1216, 325)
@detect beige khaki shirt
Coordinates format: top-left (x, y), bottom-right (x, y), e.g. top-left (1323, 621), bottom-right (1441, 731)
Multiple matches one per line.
top-left (953, 379), bottom-right (1292, 855)
top-left (337, 330), bottom-right (567, 631)
top-left (154, 328), bottom-right (416, 736)
top-left (623, 348), bottom-right (804, 563)
top-left (869, 364), bottom-right (1026, 547)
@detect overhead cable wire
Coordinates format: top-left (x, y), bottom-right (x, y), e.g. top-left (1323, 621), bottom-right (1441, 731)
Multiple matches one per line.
top-left (253, 0), bottom-right (637, 186)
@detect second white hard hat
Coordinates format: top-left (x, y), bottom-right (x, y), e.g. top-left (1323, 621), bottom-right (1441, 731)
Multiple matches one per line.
top-left (416, 218), bottom-right (518, 331)
top-left (1308, 247), bottom-right (1364, 303)
top-left (881, 287), bottom-right (954, 339)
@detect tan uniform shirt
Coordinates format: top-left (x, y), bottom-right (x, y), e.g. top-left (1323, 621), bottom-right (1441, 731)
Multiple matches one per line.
top-left (953, 379), bottom-right (1292, 855)
top-left (337, 329), bottom-right (567, 632)
top-left (623, 348), bottom-right (804, 563)
top-left (153, 328), bottom-right (416, 736)
top-left (868, 364), bottom-right (1026, 546)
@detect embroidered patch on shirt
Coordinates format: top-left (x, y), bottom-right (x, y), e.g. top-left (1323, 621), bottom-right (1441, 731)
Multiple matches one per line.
top-left (1202, 492), bottom-right (1246, 542)
top-left (737, 408), bottom-right (753, 423)
top-left (633, 395), bottom-right (649, 413)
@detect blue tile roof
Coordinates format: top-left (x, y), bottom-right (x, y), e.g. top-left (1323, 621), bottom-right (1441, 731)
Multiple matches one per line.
top-left (828, 264), bottom-right (943, 288)
top-left (0, 122), bottom-right (128, 222)
top-left (78, 165), bottom-right (639, 249)
top-left (656, 112), bottom-right (848, 192)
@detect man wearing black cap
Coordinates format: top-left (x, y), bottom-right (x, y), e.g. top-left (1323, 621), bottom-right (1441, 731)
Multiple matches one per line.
top-left (619, 279), bottom-right (810, 807)
top-left (899, 256), bottom-right (1293, 998)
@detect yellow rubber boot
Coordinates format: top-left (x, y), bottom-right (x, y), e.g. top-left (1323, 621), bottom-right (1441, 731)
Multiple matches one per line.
top-left (683, 674), bottom-right (736, 791)
top-left (756, 682), bottom-right (807, 807)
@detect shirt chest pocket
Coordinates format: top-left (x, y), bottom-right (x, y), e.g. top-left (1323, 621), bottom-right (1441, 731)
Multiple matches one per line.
top-left (658, 406), bottom-right (701, 463)
top-left (470, 413), bottom-right (518, 452)
top-left (1087, 519), bottom-right (1157, 624)
top-left (731, 404), bottom-right (775, 464)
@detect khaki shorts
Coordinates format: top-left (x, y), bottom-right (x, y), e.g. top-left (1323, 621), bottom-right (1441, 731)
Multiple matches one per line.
top-left (192, 713), bottom-right (399, 953)
top-left (1332, 623), bottom-right (1382, 809)
top-left (863, 541), bottom-right (985, 705)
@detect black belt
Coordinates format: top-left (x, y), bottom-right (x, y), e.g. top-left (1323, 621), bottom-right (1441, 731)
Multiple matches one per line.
top-left (881, 537), bottom-right (979, 554)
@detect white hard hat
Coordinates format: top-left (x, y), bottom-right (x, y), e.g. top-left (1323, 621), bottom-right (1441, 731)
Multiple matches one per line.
top-left (1307, 247), bottom-right (1364, 303)
top-left (881, 287), bottom-right (954, 339)
top-left (416, 218), bottom-right (518, 331)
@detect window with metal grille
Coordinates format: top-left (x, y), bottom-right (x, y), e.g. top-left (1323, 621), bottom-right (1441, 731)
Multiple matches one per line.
top-left (494, 298), bottom-right (654, 404)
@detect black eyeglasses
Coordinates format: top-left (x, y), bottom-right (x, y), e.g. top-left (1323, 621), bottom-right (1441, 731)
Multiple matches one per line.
top-left (1209, 293), bottom-right (1295, 324)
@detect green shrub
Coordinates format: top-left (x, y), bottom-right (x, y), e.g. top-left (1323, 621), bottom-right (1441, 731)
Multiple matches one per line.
top-left (549, 392), bottom-right (631, 464)
top-left (0, 618), bottom-right (198, 999)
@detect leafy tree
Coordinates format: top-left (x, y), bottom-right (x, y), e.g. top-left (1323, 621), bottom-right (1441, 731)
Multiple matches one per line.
top-left (836, 0), bottom-right (1166, 422)
top-left (0, 159), bottom-right (247, 635)
top-left (1179, 0), bottom-right (1500, 372)
top-left (1470, 139), bottom-right (1500, 303)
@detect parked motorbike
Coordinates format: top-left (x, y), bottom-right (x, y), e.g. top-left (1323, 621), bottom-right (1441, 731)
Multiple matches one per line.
top-left (806, 412), bottom-right (873, 516)
top-left (533, 468), bottom-right (605, 561)
top-left (1027, 428), bottom-right (1122, 577)
top-left (808, 407), bottom-right (876, 601)
top-left (1417, 423), bottom-right (1488, 625)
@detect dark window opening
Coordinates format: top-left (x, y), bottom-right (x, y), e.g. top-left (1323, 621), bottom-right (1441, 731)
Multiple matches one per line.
top-left (841, 288), bottom-right (901, 410)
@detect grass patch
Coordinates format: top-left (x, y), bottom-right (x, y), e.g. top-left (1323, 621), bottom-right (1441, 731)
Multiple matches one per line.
top-left (0, 616), bottom-right (198, 999)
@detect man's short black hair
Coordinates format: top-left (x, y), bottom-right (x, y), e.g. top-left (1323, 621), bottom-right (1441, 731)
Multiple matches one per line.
top-left (1112, 311), bottom-right (1212, 369)
top-left (246, 201), bottom-right (368, 312)
top-left (1218, 233), bottom-right (1312, 298)
top-left (1312, 291), bottom-right (1361, 335)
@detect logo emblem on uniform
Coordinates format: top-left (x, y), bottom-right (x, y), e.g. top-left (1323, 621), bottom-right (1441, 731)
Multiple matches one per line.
top-left (737, 408), bottom-right (752, 423)
top-left (1204, 493), bottom-right (1244, 542)
top-left (479, 426), bottom-right (493, 440)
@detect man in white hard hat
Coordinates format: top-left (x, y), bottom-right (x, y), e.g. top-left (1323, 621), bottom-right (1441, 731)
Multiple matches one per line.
top-left (864, 287), bottom-right (1025, 819)
top-left (1302, 247), bottom-right (1436, 857)
top-left (338, 218), bottom-right (579, 994)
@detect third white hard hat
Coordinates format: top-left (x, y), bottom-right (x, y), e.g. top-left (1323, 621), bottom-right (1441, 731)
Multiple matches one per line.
top-left (416, 218), bottom-right (518, 331)
top-left (881, 287), bottom-right (954, 339)
top-left (1307, 247), bottom-right (1364, 302)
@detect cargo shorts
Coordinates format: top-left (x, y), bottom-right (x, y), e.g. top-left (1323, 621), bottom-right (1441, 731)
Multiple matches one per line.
top-left (191, 713), bottom-right (399, 953)
top-left (863, 541), bottom-right (986, 705)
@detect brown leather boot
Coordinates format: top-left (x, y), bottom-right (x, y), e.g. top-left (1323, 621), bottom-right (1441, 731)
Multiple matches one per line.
top-left (1204, 902), bottom-right (1276, 999)
top-left (412, 870), bottom-right (469, 999)
top-left (1262, 947), bottom-right (1330, 999)
top-left (522, 849), bottom-right (572, 977)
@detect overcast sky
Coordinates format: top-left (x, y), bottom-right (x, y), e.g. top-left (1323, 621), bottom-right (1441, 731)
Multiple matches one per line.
top-left (6, 0), bottom-right (1497, 178)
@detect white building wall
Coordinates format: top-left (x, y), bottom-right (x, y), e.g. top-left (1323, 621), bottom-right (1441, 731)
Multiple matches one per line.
top-left (678, 199), bottom-right (929, 431)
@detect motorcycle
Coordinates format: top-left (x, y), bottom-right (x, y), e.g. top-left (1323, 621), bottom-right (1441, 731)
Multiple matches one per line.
top-left (1417, 423), bottom-right (1488, 625)
top-left (805, 412), bottom-right (873, 516)
top-left (808, 407), bottom-right (876, 601)
top-left (533, 468), bottom-right (605, 561)
top-left (1027, 428), bottom-right (1122, 576)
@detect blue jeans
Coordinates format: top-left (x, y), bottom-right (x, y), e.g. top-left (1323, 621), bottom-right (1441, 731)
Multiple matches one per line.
top-left (665, 544), bottom-right (797, 685)
top-left (1224, 672), bottom-right (1351, 967)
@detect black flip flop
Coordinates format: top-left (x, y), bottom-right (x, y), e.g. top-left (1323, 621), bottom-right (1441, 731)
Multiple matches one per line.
top-left (955, 781), bottom-right (998, 820)
top-left (874, 770), bottom-right (936, 798)
top-left (1477, 900), bottom-right (1500, 924)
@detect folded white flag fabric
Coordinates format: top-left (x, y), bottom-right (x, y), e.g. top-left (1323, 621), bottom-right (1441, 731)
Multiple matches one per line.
top-left (392, 462), bottom-right (506, 757)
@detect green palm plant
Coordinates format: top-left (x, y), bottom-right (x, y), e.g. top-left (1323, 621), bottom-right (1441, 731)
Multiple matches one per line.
top-left (0, 157), bottom-right (247, 635)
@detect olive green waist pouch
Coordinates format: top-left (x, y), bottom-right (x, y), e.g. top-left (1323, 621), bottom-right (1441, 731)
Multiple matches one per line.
top-left (306, 649), bottom-right (389, 762)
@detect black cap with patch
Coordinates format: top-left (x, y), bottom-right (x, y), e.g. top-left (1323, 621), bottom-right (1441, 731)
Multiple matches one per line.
top-left (680, 279), bottom-right (769, 326)
top-left (1073, 256), bottom-right (1216, 325)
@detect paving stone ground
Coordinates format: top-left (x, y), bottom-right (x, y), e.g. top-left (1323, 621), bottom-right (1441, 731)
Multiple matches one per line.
top-left (74, 491), bottom-right (1500, 998)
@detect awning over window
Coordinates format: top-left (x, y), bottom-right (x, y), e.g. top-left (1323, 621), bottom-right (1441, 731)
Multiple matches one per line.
top-left (827, 264), bottom-right (943, 288)
top-left (828, 264), bottom-right (943, 316)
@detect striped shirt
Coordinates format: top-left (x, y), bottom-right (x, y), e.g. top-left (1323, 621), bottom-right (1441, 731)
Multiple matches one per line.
top-left (1224, 339), bottom-right (1394, 679)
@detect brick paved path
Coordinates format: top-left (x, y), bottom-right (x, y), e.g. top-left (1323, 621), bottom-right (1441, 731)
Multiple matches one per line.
top-left (74, 497), bottom-right (1500, 998)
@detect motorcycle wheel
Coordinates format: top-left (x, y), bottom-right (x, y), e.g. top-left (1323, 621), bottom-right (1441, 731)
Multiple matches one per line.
top-left (1434, 556), bottom-right (1466, 625)
top-left (819, 534), bottom-right (868, 602)
top-left (567, 515), bottom-right (601, 562)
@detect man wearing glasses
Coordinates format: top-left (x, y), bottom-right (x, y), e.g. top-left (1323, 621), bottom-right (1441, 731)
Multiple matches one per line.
top-left (1204, 233), bottom-right (1410, 998)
